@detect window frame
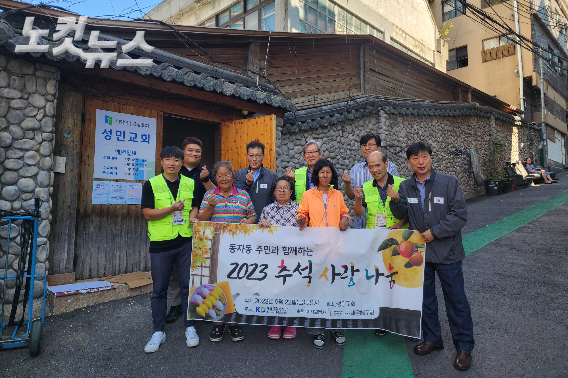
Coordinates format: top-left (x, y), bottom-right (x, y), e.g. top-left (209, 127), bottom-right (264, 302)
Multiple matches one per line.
top-left (442, 0), bottom-right (466, 22)
top-left (200, 0), bottom-right (275, 30)
top-left (447, 45), bottom-right (468, 71)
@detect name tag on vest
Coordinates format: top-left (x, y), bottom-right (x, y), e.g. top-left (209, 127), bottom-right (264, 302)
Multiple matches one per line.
top-left (172, 211), bottom-right (185, 225)
top-left (408, 198), bottom-right (419, 203)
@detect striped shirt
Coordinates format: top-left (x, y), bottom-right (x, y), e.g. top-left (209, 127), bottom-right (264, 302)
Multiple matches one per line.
top-left (350, 160), bottom-right (399, 229)
top-left (199, 185), bottom-right (256, 223)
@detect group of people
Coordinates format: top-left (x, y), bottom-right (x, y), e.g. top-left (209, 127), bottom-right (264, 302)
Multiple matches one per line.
top-left (141, 133), bottom-right (474, 371)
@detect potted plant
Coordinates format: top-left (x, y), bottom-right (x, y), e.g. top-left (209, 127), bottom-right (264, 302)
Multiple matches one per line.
top-left (483, 140), bottom-right (507, 195)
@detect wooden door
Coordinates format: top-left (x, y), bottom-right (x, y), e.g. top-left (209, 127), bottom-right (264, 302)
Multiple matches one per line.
top-left (74, 97), bottom-right (163, 279)
top-left (220, 115), bottom-right (276, 171)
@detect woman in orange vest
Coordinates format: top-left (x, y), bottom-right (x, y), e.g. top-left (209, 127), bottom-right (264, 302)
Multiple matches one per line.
top-left (297, 159), bottom-right (349, 349)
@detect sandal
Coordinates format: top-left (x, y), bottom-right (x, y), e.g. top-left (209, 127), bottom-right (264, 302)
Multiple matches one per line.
top-left (268, 326), bottom-right (282, 339)
top-left (229, 325), bottom-right (245, 342)
top-left (209, 324), bottom-right (225, 342)
top-left (283, 326), bottom-right (296, 339)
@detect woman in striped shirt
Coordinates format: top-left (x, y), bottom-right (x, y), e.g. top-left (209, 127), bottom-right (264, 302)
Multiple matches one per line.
top-left (198, 161), bottom-right (256, 343)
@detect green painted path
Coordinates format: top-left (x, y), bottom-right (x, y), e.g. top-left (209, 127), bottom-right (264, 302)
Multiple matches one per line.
top-left (341, 189), bottom-right (568, 378)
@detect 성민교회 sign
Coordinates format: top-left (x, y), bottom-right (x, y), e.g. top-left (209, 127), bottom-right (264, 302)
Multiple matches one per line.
top-left (93, 110), bottom-right (156, 181)
top-left (189, 223), bottom-right (426, 337)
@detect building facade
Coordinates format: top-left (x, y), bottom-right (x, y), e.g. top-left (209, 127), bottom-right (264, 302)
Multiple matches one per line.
top-left (144, 0), bottom-right (448, 70)
top-left (429, 0), bottom-right (568, 168)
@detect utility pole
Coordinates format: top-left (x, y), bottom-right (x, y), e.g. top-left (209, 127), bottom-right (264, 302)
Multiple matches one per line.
top-left (539, 49), bottom-right (548, 167)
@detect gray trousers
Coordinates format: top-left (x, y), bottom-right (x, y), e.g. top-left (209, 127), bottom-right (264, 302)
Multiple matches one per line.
top-left (167, 265), bottom-right (182, 307)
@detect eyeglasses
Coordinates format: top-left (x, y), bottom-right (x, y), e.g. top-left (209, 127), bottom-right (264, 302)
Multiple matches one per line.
top-left (362, 143), bottom-right (377, 148)
top-left (216, 174), bottom-right (233, 180)
top-left (304, 150), bottom-right (320, 156)
top-left (275, 186), bottom-right (290, 191)
top-left (247, 154), bottom-right (264, 159)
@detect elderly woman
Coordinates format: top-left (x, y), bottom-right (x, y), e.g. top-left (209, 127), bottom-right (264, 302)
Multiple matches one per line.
top-left (258, 176), bottom-right (300, 340)
top-left (296, 159), bottom-right (349, 349)
top-left (198, 161), bottom-right (256, 343)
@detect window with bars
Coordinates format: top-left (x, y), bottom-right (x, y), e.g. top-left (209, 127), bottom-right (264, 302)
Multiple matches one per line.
top-left (447, 46), bottom-right (468, 71)
top-left (442, 0), bottom-right (466, 21)
top-left (481, 0), bottom-right (507, 9)
top-left (299, 0), bottom-right (384, 39)
top-left (199, 0), bottom-right (275, 31)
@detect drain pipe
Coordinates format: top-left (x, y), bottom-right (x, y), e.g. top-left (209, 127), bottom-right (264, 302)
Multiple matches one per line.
top-left (514, 0), bottom-right (525, 113)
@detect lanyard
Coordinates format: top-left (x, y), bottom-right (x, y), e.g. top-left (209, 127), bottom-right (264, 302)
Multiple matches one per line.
top-left (317, 190), bottom-right (329, 227)
top-left (373, 184), bottom-right (387, 214)
top-left (162, 174), bottom-right (180, 205)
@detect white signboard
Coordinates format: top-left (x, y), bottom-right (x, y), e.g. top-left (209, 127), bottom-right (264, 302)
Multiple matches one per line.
top-left (93, 110), bottom-right (156, 181)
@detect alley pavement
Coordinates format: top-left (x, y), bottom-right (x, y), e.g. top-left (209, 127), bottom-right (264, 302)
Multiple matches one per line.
top-left (2, 172), bottom-right (567, 378)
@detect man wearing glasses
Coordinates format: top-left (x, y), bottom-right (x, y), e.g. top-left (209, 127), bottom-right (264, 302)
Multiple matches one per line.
top-left (286, 140), bottom-right (338, 202)
top-left (342, 134), bottom-right (399, 229)
top-left (234, 141), bottom-right (278, 222)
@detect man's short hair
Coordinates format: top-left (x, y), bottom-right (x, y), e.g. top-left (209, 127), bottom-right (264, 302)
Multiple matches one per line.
top-left (181, 137), bottom-right (202, 150)
top-left (303, 140), bottom-right (321, 154)
top-left (246, 141), bottom-right (265, 154)
top-left (406, 142), bottom-right (432, 159)
top-left (160, 146), bottom-right (184, 160)
top-left (360, 133), bottom-right (381, 147)
top-left (365, 151), bottom-right (387, 165)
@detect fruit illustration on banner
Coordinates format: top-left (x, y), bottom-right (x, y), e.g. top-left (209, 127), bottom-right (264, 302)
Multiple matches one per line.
top-left (376, 229), bottom-right (425, 288)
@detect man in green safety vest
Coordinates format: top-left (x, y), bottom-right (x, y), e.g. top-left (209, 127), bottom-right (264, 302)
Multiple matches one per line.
top-left (353, 151), bottom-right (408, 230)
top-left (286, 140), bottom-right (338, 202)
top-left (140, 146), bottom-right (200, 354)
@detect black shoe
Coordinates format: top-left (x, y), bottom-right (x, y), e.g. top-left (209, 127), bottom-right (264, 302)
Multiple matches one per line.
top-left (374, 329), bottom-right (388, 336)
top-left (165, 305), bottom-right (183, 324)
top-left (209, 324), bottom-right (225, 342)
top-left (331, 331), bottom-right (345, 346)
top-left (229, 325), bottom-right (245, 342)
top-left (313, 333), bottom-right (325, 349)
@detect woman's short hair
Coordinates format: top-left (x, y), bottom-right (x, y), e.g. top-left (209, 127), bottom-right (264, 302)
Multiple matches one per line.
top-left (311, 159), bottom-right (338, 187)
top-left (213, 161), bottom-right (234, 178)
top-left (271, 176), bottom-right (295, 202)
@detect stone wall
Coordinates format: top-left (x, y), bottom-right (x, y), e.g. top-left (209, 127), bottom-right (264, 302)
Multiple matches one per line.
top-left (0, 54), bottom-right (58, 302)
top-left (276, 111), bottom-right (539, 219)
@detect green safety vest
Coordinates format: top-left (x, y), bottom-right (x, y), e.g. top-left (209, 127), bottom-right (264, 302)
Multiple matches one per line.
top-left (147, 174), bottom-right (195, 241)
top-left (363, 176), bottom-right (408, 229)
top-left (294, 166), bottom-right (334, 202)
top-left (294, 167), bottom-right (308, 202)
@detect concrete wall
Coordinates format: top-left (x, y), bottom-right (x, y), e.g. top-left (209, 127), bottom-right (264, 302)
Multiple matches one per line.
top-left (429, 0), bottom-right (533, 110)
top-left (275, 111), bottom-right (539, 218)
top-left (0, 55), bottom-right (58, 302)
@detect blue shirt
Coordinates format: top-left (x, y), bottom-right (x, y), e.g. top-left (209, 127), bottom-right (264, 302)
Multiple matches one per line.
top-left (252, 169), bottom-right (261, 183)
top-left (350, 160), bottom-right (400, 228)
top-left (415, 175), bottom-right (430, 210)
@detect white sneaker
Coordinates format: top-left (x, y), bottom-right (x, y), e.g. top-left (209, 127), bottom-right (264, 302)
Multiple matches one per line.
top-left (144, 332), bottom-right (166, 353)
top-left (185, 326), bottom-right (199, 347)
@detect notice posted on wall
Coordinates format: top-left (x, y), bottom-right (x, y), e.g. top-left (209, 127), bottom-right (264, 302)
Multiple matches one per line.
top-left (92, 181), bottom-right (143, 205)
top-left (109, 182), bottom-right (126, 204)
top-left (93, 110), bottom-right (157, 181)
top-left (126, 183), bottom-right (142, 204)
top-left (92, 181), bottom-right (110, 204)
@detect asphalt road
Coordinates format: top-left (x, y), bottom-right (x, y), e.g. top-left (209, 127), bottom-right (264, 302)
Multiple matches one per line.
top-left (2, 172), bottom-right (567, 378)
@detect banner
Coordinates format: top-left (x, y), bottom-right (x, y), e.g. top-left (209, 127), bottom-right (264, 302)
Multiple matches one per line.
top-left (93, 109), bottom-right (156, 181)
top-left (190, 222), bottom-right (426, 337)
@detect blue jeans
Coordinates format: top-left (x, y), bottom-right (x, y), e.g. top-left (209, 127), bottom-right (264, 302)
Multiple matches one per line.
top-left (150, 243), bottom-right (195, 331)
top-left (422, 261), bottom-right (474, 352)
